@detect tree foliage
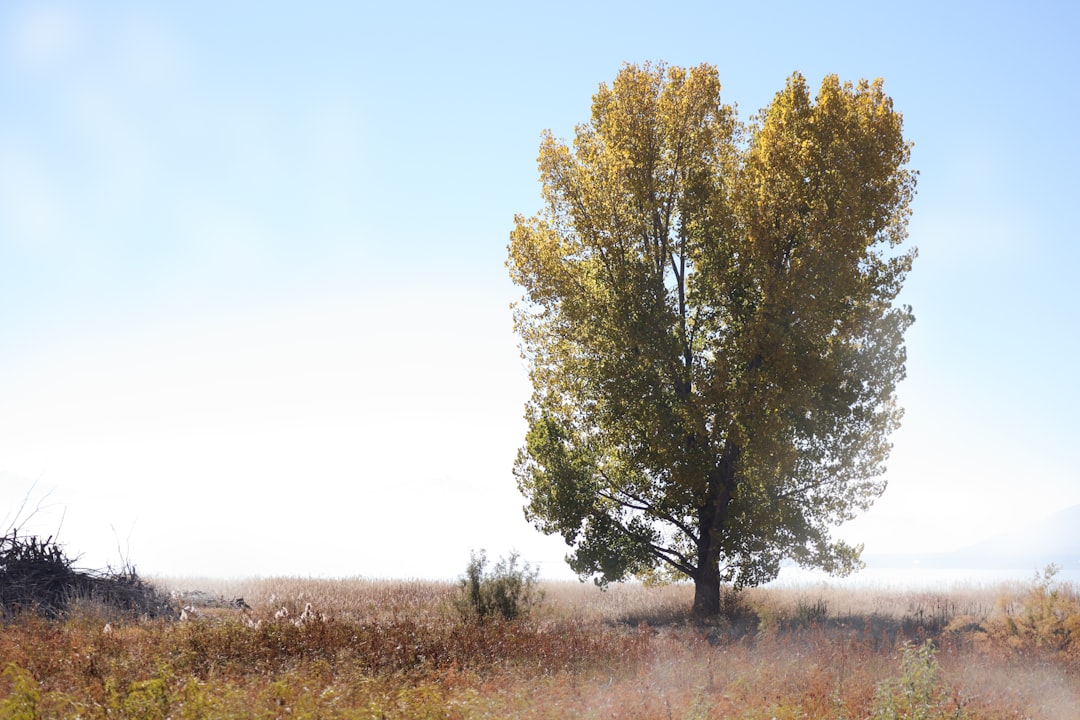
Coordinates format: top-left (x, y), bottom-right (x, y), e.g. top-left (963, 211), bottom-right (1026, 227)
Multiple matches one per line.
top-left (507, 62), bottom-right (916, 614)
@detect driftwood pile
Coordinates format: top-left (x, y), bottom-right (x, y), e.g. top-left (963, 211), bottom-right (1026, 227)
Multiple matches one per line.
top-left (0, 529), bottom-right (171, 620)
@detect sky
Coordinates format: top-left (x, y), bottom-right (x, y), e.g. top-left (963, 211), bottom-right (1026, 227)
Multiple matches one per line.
top-left (1, 1), bottom-right (1078, 582)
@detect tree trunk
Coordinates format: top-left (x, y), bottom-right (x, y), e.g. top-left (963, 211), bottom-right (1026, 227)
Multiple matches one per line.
top-left (692, 556), bottom-right (722, 617)
top-left (692, 443), bottom-right (739, 618)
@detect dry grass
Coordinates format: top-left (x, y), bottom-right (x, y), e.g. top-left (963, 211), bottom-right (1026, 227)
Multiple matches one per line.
top-left (2, 574), bottom-right (1079, 719)
top-left (158, 576), bottom-right (459, 623)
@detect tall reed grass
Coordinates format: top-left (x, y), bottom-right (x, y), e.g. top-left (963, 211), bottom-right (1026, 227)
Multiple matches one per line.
top-left (2, 572), bottom-right (1077, 719)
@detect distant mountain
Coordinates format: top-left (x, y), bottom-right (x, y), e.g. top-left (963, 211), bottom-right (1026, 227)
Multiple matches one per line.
top-left (865, 504), bottom-right (1080, 570)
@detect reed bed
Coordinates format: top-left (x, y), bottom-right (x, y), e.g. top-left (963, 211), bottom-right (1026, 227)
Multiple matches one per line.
top-left (2, 574), bottom-right (1078, 719)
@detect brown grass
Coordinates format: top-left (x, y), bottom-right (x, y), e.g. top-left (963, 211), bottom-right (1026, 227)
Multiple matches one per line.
top-left (2, 574), bottom-right (1078, 719)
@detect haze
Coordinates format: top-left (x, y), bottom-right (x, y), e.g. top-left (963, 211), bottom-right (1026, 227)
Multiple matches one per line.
top-left (1, 1), bottom-right (1077, 581)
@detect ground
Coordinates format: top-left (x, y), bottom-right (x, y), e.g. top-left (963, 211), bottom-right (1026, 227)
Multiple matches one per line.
top-left (2, 575), bottom-right (1079, 719)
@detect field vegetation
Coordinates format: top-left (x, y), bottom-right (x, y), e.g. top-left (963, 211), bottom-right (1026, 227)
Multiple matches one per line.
top-left (2, 564), bottom-right (1080, 719)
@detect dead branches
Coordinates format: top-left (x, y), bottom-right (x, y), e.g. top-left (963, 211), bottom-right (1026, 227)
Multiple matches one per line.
top-left (0, 529), bottom-right (170, 620)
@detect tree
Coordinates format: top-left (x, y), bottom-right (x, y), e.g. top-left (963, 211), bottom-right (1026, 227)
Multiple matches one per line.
top-left (507, 62), bottom-right (916, 616)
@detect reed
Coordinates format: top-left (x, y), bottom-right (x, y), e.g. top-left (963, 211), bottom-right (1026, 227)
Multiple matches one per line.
top-left (2, 573), bottom-right (1078, 719)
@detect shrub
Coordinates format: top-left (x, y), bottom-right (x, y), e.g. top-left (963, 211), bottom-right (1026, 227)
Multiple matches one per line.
top-left (871, 640), bottom-right (966, 720)
top-left (454, 550), bottom-right (542, 622)
top-left (0, 664), bottom-right (40, 720)
top-left (795, 596), bottom-right (829, 625)
top-left (1013, 564), bottom-right (1080, 650)
top-left (982, 564), bottom-right (1080, 653)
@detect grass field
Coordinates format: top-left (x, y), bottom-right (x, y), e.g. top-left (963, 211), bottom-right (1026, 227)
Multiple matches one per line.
top-left (2, 570), bottom-right (1079, 719)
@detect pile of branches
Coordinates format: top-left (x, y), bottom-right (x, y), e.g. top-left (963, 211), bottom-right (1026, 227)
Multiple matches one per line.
top-left (0, 529), bottom-right (171, 620)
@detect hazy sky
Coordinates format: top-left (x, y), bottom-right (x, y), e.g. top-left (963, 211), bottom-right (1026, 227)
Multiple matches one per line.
top-left (1, 1), bottom-right (1077, 581)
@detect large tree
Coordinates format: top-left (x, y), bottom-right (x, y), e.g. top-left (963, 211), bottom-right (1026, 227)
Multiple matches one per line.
top-left (508, 62), bottom-right (916, 616)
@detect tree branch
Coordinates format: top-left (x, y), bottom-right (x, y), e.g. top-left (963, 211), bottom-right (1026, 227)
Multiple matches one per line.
top-left (774, 473), bottom-right (848, 501)
top-left (603, 514), bottom-right (698, 578)
top-left (646, 541), bottom-right (697, 578)
top-left (595, 484), bottom-right (699, 544)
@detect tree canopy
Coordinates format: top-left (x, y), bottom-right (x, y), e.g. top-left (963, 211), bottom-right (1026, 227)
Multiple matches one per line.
top-left (507, 62), bottom-right (916, 615)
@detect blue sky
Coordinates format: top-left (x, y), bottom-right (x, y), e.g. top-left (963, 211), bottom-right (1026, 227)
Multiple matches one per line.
top-left (1, 1), bottom-right (1077, 580)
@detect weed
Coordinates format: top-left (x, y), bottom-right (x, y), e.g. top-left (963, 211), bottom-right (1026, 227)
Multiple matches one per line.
top-left (120, 677), bottom-right (170, 720)
top-left (1013, 564), bottom-right (1080, 650)
top-left (454, 549), bottom-right (542, 622)
top-left (976, 564), bottom-right (1080, 655)
top-left (871, 640), bottom-right (966, 720)
top-left (0, 664), bottom-right (39, 720)
top-left (795, 596), bottom-right (830, 625)
top-left (2, 575), bottom-right (1078, 718)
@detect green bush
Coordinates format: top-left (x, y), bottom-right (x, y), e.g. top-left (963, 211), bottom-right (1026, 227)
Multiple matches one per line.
top-left (0, 664), bottom-right (40, 720)
top-left (871, 641), bottom-right (965, 720)
top-left (454, 550), bottom-right (542, 622)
